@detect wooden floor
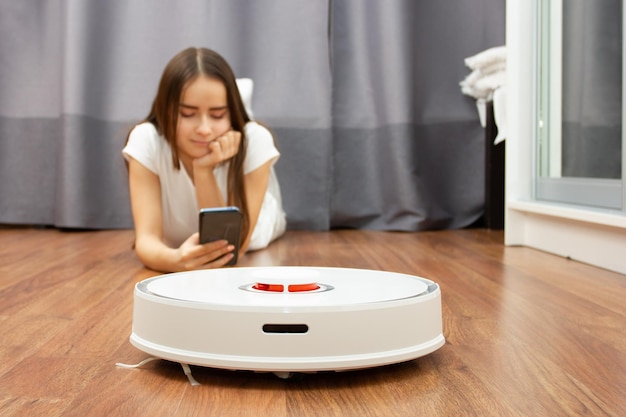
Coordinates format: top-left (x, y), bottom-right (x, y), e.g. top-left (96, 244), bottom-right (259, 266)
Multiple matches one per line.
top-left (0, 227), bottom-right (624, 417)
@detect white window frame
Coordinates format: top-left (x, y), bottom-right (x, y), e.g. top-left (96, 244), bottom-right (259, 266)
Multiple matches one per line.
top-left (505, 0), bottom-right (626, 275)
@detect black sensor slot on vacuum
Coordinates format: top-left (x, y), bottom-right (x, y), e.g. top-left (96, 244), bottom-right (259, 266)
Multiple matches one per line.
top-left (262, 324), bottom-right (309, 334)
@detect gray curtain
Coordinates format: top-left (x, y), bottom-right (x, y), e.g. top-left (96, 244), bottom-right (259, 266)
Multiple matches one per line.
top-left (0, 0), bottom-right (505, 231)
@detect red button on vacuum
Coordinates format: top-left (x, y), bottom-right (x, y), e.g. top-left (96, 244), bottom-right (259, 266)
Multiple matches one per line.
top-left (253, 282), bottom-right (320, 292)
top-left (252, 283), bottom-right (284, 292)
top-left (287, 283), bottom-right (320, 292)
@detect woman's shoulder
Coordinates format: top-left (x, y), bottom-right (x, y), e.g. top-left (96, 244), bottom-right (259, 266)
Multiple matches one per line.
top-left (127, 122), bottom-right (166, 151)
top-left (129, 121), bottom-right (159, 139)
top-left (124, 122), bottom-right (170, 170)
top-left (244, 121), bottom-right (274, 147)
top-left (245, 121), bottom-right (271, 136)
top-left (242, 121), bottom-right (279, 172)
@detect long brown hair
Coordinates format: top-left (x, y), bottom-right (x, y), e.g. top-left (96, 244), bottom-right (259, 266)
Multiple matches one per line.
top-left (127, 47), bottom-right (251, 244)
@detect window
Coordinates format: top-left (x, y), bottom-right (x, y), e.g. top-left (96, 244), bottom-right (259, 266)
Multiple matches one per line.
top-left (535, 0), bottom-right (624, 211)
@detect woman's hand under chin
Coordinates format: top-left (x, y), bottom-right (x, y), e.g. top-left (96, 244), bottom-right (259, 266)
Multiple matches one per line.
top-left (193, 129), bottom-right (241, 170)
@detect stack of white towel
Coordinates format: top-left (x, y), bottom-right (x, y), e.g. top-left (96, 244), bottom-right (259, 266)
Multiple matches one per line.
top-left (460, 46), bottom-right (507, 144)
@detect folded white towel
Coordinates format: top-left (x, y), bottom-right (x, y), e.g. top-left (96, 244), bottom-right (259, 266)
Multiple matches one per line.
top-left (460, 70), bottom-right (506, 101)
top-left (460, 46), bottom-right (508, 141)
top-left (460, 46), bottom-right (507, 101)
top-left (474, 70), bottom-right (507, 96)
top-left (464, 46), bottom-right (507, 71)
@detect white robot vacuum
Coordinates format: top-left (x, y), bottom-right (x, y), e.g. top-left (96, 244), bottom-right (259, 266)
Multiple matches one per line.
top-left (130, 266), bottom-right (444, 375)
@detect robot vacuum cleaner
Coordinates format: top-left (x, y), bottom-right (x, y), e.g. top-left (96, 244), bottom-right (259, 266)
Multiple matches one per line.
top-left (130, 266), bottom-right (444, 375)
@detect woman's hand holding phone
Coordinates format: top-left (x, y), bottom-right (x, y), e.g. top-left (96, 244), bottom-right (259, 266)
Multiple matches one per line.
top-left (199, 207), bottom-right (242, 266)
top-left (176, 232), bottom-right (235, 270)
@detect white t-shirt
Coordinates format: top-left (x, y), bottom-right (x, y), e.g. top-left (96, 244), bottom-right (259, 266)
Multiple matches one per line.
top-left (122, 121), bottom-right (286, 250)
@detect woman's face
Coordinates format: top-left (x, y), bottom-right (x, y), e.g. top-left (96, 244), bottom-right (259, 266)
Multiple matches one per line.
top-left (176, 75), bottom-right (231, 163)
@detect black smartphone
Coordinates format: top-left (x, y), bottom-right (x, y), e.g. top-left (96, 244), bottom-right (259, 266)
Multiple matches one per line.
top-left (199, 206), bottom-right (242, 266)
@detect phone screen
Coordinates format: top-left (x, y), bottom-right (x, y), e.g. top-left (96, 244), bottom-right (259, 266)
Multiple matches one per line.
top-left (199, 207), bottom-right (242, 266)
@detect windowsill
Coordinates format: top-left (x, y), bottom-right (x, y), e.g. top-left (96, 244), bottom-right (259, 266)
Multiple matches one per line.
top-left (506, 199), bottom-right (626, 275)
top-left (507, 200), bottom-right (626, 229)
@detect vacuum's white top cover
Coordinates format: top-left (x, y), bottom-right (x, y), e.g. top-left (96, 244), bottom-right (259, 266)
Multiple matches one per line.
top-left (143, 266), bottom-right (431, 307)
